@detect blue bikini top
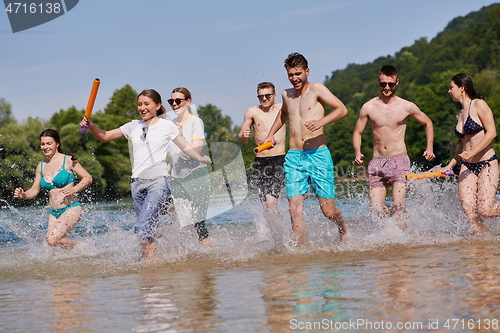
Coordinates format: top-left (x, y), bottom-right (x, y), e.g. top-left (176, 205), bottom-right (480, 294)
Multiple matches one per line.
top-left (455, 100), bottom-right (484, 139)
top-left (40, 155), bottom-right (75, 191)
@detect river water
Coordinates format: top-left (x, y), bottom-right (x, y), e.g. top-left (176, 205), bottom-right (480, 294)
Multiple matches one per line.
top-left (1, 179), bottom-right (500, 332)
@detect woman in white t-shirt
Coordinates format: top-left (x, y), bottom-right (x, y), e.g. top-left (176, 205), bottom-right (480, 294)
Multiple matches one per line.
top-left (167, 87), bottom-right (212, 247)
top-left (80, 89), bottom-right (210, 259)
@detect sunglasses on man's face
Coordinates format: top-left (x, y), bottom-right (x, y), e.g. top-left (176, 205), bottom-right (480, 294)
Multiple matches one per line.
top-left (167, 98), bottom-right (186, 106)
top-left (257, 94), bottom-right (274, 100)
top-left (378, 82), bottom-right (397, 88)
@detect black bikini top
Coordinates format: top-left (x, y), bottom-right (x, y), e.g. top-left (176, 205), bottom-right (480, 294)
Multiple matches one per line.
top-left (455, 100), bottom-right (484, 139)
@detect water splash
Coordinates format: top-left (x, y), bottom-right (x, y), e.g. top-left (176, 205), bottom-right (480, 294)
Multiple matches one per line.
top-left (0, 199), bottom-right (45, 245)
top-left (1, 178), bottom-right (499, 278)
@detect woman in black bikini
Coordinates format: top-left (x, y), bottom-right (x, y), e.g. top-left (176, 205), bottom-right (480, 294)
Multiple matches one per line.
top-left (443, 73), bottom-right (499, 236)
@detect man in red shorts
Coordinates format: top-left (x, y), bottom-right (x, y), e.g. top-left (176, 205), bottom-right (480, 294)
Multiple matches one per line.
top-left (352, 65), bottom-right (435, 225)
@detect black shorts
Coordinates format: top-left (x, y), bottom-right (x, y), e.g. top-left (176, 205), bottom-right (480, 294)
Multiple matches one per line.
top-left (252, 155), bottom-right (285, 202)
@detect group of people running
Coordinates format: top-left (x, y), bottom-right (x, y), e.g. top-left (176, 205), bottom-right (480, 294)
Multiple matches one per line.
top-left (13, 52), bottom-right (500, 259)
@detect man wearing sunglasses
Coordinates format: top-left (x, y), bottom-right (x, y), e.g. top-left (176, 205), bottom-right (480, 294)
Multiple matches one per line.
top-left (353, 65), bottom-right (435, 226)
top-left (238, 82), bottom-right (286, 214)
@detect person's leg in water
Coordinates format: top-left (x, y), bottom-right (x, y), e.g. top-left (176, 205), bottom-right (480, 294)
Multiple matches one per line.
top-left (194, 220), bottom-right (211, 247)
top-left (288, 194), bottom-right (307, 245)
top-left (476, 158), bottom-right (500, 219)
top-left (459, 166), bottom-right (492, 237)
top-left (390, 181), bottom-right (408, 229)
top-left (369, 186), bottom-right (390, 216)
top-left (318, 197), bottom-right (350, 242)
top-left (46, 203), bottom-right (82, 248)
top-left (132, 178), bottom-right (169, 259)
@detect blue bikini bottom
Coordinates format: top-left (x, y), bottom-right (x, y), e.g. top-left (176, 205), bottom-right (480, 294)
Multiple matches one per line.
top-left (48, 201), bottom-right (81, 219)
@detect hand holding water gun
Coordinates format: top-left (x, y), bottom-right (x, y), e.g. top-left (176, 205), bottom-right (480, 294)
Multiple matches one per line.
top-left (80, 78), bottom-right (101, 134)
top-left (254, 140), bottom-right (276, 154)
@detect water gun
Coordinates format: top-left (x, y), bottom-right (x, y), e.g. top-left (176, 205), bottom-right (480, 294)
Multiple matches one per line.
top-left (254, 140), bottom-right (276, 154)
top-left (80, 78), bottom-right (101, 133)
top-left (405, 169), bottom-right (454, 180)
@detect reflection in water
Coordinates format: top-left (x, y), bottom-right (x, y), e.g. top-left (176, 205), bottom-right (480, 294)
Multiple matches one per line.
top-left (48, 279), bottom-right (91, 333)
top-left (2, 243), bottom-right (500, 332)
top-left (462, 244), bottom-right (500, 318)
top-left (212, 269), bottom-right (267, 333)
top-left (367, 256), bottom-right (419, 325)
top-left (134, 268), bottom-right (221, 333)
top-left (186, 270), bottom-right (219, 331)
top-left (261, 263), bottom-right (347, 331)
top-left (135, 272), bottom-right (179, 333)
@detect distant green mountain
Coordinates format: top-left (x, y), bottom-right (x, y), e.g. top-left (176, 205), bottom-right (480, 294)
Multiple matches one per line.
top-left (324, 3), bottom-right (500, 170)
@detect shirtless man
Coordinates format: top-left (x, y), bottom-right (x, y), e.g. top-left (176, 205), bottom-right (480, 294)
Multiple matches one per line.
top-left (264, 52), bottom-right (349, 244)
top-left (239, 82), bottom-right (286, 213)
top-left (353, 65), bottom-right (435, 222)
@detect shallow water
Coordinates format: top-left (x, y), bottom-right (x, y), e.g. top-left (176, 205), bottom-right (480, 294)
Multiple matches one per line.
top-left (1, 179), bottom-right (500, 332)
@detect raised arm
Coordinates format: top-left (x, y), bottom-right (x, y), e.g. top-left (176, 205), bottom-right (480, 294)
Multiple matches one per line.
top-left (13, 163), bottom-right (42, 200)
top-left (61, 159), bottom-right (93, 196)
top-left (238, 108), bottom-right (254, 144)
top-left (353, 106), bottom-right (369, 165)
top-left (304, 83), bottom-right (347, 131)
top-left (409, 104), bottom-right (435, 161)
top-left (172, 135), bottom-right (211, 164)
top-left (264, 94), bottom-right (288, 144)
top-left (444, 141), bottom-right (463, 171)
top-left (80, 117), bottom-right (125, 142)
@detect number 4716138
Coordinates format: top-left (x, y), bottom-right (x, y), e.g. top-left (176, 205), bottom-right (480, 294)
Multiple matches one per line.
top-left (443, 319), bottom-right (498, 330)
top-left (5, 2), bottom-right (61, 14)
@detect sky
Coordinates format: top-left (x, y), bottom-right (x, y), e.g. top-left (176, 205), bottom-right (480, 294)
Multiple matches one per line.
top-left (0, 0), bottom-right (497, 126)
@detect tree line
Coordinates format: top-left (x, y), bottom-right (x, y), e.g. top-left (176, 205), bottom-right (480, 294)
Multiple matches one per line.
top-left (1, 3), bottom-right (500, 203)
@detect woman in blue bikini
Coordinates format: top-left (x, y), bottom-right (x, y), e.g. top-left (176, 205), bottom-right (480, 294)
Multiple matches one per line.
top-left (443, 73), bottom-right (499, 236)
top-left (13, 129), bottom-right (92, 248)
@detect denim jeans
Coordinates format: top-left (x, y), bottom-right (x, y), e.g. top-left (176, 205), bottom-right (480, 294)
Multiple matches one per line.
top-left (131, 177), bottom-right (170, 243)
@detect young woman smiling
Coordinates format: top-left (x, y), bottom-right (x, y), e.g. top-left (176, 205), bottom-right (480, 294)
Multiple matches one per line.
top-left (80, 89), bottom-right (210, 259)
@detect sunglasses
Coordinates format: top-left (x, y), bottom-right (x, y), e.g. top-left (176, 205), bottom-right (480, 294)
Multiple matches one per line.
top-left (140, 126), bottom-right (148, 142)
top-left (167, 98), bottom-right (186, 106)
top-left (379, 82), bottom-right (397, 88)
top-left (257, 94), bottom-right (274, 100)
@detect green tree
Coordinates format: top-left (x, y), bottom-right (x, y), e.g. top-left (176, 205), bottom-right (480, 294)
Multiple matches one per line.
top-left (0, 98), bottom-right (16, 127)
top-left (104, 84), bottom-right (139, 119)
top-left (198, 104), bottom-right (238, 143)
top-left (0, 118), bottom-right (46, 202)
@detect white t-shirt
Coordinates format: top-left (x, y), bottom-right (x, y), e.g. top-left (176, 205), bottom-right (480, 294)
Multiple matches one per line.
top-left (120, 118), bottom-right (180, 179)
top-left (168, 114), bottom-right (207, 179)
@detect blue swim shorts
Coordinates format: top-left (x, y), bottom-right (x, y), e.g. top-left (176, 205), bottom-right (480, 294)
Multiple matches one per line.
top-left (284, 146), bottom-right (335, 199)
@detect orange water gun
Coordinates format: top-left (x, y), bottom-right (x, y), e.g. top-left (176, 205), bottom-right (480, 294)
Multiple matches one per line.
top-left (80, 78), bottom-right (101, 133)
top-left (405, 169), bottom-right (454, 180)
top-left (254, 140), bottom-right (276, 154)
